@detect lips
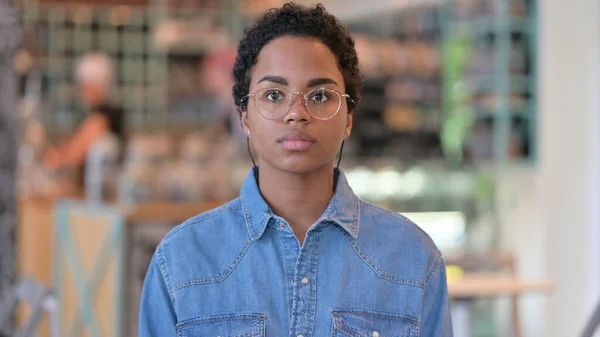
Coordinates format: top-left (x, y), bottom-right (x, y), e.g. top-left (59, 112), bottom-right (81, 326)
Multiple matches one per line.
top-left (277, 131), bottom-right (316, 151)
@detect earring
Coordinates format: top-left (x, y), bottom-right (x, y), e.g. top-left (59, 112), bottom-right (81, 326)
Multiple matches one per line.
top-left (247, 129), bottom-right (251, 137)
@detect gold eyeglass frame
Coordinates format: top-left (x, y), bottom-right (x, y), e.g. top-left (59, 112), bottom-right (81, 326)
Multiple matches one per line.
top-left (241, 87), bottom-right (355, 120)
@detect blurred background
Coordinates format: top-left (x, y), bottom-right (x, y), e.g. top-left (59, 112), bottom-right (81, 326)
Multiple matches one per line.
top-left (0, 0), bottom-right (598, 336)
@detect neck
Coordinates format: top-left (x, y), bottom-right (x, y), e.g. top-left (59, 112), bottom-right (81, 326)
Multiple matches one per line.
top-left (257, 162), bottom-right (336, 244)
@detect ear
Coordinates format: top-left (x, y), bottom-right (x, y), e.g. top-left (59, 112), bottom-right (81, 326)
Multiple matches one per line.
top-left (345, 112), bottom-right (353, 138)
top-left (241, 109), bottom-right (250, 134)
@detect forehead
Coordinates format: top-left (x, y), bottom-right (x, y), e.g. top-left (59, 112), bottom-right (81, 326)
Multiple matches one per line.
top-left (251, 36), bottom-right (344, 88)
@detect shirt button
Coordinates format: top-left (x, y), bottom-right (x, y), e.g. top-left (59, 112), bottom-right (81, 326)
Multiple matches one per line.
top-left (301, 277), bottom-right (309, 285)
top-left (278, 222), bottom-right (285, 229)
top-left (297, 335), bottom-right (305, 337)
top-left (372, 331), bottom-right (380, 337)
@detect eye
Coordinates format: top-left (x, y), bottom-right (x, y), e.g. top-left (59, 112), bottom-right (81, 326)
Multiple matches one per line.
top-left (309, 89), bottom-right (330, 103)
top-left (264, 89), bottom-right (285, 101)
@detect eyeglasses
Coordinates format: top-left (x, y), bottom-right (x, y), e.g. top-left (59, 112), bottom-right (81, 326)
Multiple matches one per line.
top-left (241, 87), bottom-right (355, 120)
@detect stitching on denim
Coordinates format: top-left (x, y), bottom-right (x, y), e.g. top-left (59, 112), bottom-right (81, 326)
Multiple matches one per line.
top-left (305, 231), bottom-right (321, 334)
top-left (256, 213), bottom-right (271, 239)
top-left (161, 202), bottom-right (232, 246)
top-left (240, 194), bottom-right (255, 238)
top-left (423, 254), bottom-right (442, 287)
top-left (417, 254), bottom-right (442, 334)
top-left (327, 218), bottom-right (352, 238)
top-left (289, 255), bottom-right (300, 333)
top-left (240, 195), bottom-right (271, 240)
top-left (413, 318), bottom-right (420, 336)
top-left (173, 237), bottom-right (254, 290)
top-left (360, 200), bottom-right (424, 228)
top-left (326, 191), bottom-right (361, 238)
top-left (259, 314), bottom-right (265, 337)
top-left (156, 247), bottom-right (177, 306)
top-left (335, 322), bottom-right (364, 337)
top-left (360, 201), bottom-right (439, 248)
top-left (332, 309), bottom-right (419, 324)
top-left (354, 194), bottom-right (361, 236)
top-left (332, 309), bottom-right (419, 337)
top-left (333, 226), bottom-right (425, 287)
top-left (176, 313), bottom-right (266, 328)
top-left (360, 200), bottom-right (405, 217)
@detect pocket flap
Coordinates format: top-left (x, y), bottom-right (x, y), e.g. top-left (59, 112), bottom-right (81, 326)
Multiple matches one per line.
top-left (177, 313), bottom-right (265, 337)
top-left (332, 310), bottom-right (417, 337)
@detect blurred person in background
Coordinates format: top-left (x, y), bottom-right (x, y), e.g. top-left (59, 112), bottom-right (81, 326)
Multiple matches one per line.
top-left (43, 52), bottom-right (124, 174)
top-left (140, 3), bottom-right (452, 336)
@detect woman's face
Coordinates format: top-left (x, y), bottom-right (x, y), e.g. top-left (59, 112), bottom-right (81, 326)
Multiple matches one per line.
top-left (242, 36), bottom-right (353, 174)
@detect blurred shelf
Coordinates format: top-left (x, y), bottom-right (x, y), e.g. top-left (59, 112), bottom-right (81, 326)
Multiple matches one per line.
top-left (298, 0), bottom-right (444, 23)
top-left (152, 19), bottom-right (231, 54)
top-left (449, 16), bottom-right (531, 36)
top-left (474, 110), bottom-right (532, 120)
top-left (467, 74), bottom-right (531, 94)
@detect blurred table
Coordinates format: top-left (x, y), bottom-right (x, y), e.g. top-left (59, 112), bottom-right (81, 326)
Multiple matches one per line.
top-left (448, 273), bottom-right (554, 337)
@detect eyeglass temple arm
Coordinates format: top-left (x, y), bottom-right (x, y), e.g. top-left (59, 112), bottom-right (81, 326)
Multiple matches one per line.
top-left (343, 94), bottom-right (356, 105)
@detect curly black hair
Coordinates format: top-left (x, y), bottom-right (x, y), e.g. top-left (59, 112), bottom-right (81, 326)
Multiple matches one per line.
top-left (233, 2), bottom-right (362, 114)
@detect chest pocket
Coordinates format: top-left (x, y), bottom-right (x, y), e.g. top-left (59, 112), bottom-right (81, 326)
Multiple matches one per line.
top-left (177, 313), bottom-right (265, 337)
top-left (332, 310), bottom-right (418, 337)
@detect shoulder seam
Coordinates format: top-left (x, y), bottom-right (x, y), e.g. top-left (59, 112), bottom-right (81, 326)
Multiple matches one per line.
top-left (161, 199), bottom-right (240, 246)
top-left (173, 237), bottom-right (254, 290)
top-left (360, 200), bottom-right (404, 218)
top-left (360, 200), bottom-right (418, 225)
top-left (156, 246), bottom-right (177, 308)
top-left (423, 253), bottom-right (443, 287)
top-left (360, 200), bottom-right (439, 247)
top-left (333, 225), bottom-right (426, 288)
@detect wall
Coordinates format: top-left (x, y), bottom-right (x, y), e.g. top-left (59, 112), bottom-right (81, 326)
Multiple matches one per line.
top-left (499, 0), bottom-right (600, 336)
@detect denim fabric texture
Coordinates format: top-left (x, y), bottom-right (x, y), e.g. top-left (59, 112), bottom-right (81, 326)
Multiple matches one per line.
top-left (139, 168), bottom-right (453, 336)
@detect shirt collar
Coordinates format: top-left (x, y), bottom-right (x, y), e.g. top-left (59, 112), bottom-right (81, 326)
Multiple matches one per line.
top-left (240, 167), bottom-right (360, 241)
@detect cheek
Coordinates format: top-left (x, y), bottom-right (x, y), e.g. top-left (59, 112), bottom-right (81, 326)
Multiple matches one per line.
top-left (327, 116), bottom-right (349, 142)
top-left (311, 122), bottom-right (346, 157)
top-left (248, 116), bottom-right (274, 148)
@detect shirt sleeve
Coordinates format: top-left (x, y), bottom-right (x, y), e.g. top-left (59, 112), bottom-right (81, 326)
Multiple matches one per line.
top-left (139, 247), bottom-right (178, 337)
top-left (419, 256), bottom-right (454, 336)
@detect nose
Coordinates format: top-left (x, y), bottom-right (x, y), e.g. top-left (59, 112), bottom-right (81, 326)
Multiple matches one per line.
top-left (284, 92), bottom-right (312, 123)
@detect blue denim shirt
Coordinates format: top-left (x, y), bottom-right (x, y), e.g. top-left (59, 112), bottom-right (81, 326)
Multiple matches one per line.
top-left (139, 168), bottom-right (452, 336)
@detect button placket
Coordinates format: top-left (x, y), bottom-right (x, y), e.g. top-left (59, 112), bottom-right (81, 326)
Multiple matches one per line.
top-left (278, 220), bottom-right (301, 327)
top-left (289, 230), bottom-right (320, 337)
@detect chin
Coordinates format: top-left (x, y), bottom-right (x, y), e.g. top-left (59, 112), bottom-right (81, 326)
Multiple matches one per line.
top-left (271, 156), bottom-right (333, 175)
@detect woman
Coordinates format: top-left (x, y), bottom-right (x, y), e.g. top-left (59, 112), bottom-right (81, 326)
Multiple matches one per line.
top-left (44, 52), bottom-right (124, 174)
top-left (140, 3), bottom-right (452, 336)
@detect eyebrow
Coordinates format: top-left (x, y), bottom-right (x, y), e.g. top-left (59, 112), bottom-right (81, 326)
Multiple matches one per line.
top-left (256, 75), bottom-right (339, 88)
top-left (257, 75), bottom-right (287, 85)
top-left (306, 77), bottom-right (338, 87)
